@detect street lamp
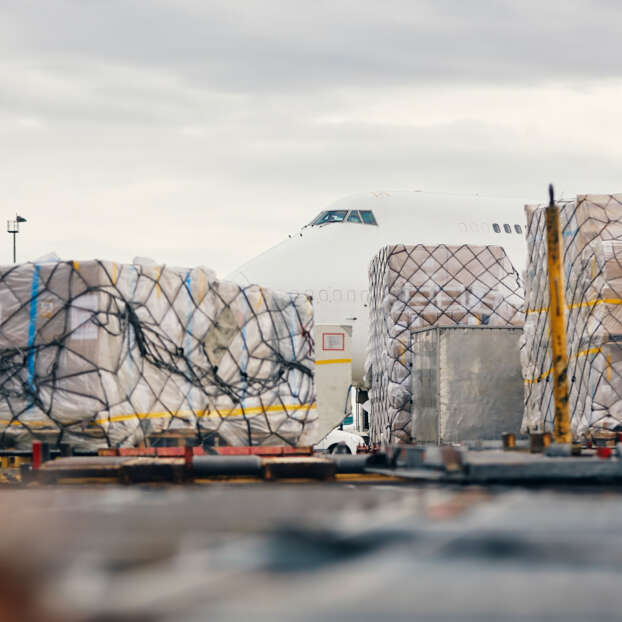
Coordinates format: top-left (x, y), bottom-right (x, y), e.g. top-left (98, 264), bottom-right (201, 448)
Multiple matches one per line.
top-left (7, 214), bottom-right (27, 264)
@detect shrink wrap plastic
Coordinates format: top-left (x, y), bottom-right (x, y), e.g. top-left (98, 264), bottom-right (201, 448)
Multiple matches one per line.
top-left (366, 244), bottom-right (523, 444)
top-left (0, 259), bottom-right (315, 449)
top-left (522, 194), bottom-right (622, 437)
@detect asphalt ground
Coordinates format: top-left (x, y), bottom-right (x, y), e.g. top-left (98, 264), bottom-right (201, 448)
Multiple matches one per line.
top-left (3, 483), bottom-right (622, 621)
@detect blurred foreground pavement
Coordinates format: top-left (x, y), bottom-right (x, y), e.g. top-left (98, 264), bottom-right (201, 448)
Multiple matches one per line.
top-left (3, 483), bottom-right (622, 621)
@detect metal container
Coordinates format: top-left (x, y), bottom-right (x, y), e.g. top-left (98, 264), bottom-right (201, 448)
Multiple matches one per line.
top-left (411, 326), bottom-right (523, 444)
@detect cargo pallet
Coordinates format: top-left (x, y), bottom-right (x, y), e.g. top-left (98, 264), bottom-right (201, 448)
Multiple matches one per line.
top-left (19, 454), bottom-right (394, 486)
top-left (9, 434), bottom-right (622, 487)
top-left (0, 435), bottom-right (313, 462)
top-left (369, 441), bottom-right (622, 485)
top-left (0, 440), bottom-right (392, 486)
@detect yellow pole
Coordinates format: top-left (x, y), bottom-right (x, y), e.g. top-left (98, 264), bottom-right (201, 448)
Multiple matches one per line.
top-left (545, 184), bottom-right (571, 444)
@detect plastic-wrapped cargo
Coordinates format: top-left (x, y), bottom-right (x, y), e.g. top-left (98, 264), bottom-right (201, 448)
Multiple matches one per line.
top-left (521, 194), bottom-right (622, 438)
top-left (366, 244), bottom-right (524, 444)
top-left (0, 259), bottom-right (316, 449)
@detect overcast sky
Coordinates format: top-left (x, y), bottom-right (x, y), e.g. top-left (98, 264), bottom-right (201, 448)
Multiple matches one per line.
top-left (2, 0), bottom-right (622, 274)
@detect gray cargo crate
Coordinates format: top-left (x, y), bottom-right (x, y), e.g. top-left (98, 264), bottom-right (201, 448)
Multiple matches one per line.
top-left (411, 326), bottom-right (523, 444)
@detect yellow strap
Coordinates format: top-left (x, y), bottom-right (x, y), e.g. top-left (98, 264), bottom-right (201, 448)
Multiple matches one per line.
top-left (0, 420), bottom-right (57, 428)
top-left (97, 402), bottom-right (317, 425)
top-left (524, 347), bottom-right (601, 384)
top-left (315, 358), bottom-right (352, 365)
top-left (0, 403), bottom-right (317, 428)
top-left (527, 298), bottom-right (622, 314)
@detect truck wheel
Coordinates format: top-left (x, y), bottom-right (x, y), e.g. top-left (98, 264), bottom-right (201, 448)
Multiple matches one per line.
top-left (329, 443), bottom-right (351, 455)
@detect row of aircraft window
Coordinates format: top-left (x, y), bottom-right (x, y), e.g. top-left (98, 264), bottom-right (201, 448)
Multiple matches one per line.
top-left (493, 223), bottom-right (522, 234)
top-left (309, 210), bottom-right (378, 226)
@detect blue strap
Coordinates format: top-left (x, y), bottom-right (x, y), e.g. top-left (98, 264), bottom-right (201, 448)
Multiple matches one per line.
top-left (27, 264), bottom-right (40, 390)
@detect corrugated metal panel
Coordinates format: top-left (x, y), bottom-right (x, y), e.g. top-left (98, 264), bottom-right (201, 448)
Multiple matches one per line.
top-left (412, 326), bottom-right (523, 444)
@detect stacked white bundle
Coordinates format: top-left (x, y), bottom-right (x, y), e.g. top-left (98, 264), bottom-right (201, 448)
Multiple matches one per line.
top-left (0, 259), bottom-right (316, 449)
top-left (367, 244), bottom-right (524, 444)
top-left (521, 194), bottom-right (622, 437)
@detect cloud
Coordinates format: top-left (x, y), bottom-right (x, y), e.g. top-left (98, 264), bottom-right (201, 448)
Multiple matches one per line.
top-left (1, 1), bottom-right (622, 273)
top-left (3, 0), bottom-right (622, 90)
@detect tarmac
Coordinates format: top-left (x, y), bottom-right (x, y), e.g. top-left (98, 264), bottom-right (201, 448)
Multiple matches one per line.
top-left (4, 482), bottom-right (622, 621)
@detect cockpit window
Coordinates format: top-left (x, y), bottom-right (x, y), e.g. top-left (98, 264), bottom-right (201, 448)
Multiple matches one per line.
top-left (308, 211), bottom-right (327, 226)
top-left (307, 209), bottom-right (377, 227)
top-left (360, 210), bottom-right (377, 225)
top-left (314, 210), bottom-right (347, 225)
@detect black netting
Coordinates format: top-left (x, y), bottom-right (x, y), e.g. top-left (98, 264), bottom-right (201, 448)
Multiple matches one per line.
top-left (522, 194), bottom-right (622, 439)
top-left (0, 259), bottom-right (316, 449)
top-left (366, 244), bottom-right (524, 444)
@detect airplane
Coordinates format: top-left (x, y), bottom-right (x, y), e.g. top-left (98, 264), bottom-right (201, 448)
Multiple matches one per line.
top-left (227, 190), bottom-right (529, 386)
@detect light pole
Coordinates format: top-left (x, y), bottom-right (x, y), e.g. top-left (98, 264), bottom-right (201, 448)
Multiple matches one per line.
top-left (7, 215), bottom-right (27, 264)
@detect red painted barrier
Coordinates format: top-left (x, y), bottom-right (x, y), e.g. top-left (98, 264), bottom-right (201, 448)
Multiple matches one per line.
top-left (32, 441), bottom-right (42, 470)
top-left (98, 445), bottom-right (313, 458)
top-left (184, 445), bottom-right (193, 467)
top-left (596, 446), bottom-right (613, 459)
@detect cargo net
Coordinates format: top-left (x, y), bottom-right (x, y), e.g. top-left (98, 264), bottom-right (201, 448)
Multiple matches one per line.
top-left (522, 194), bottom-right (622, 439)
top-left (0, 259), bottom-right (316, 450)
top-left (366, 244), bottom-right (524, 444)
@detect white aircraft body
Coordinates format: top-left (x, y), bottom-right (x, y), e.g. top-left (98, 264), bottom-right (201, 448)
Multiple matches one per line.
top-left (227, 191), bottom-right (529, 385)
